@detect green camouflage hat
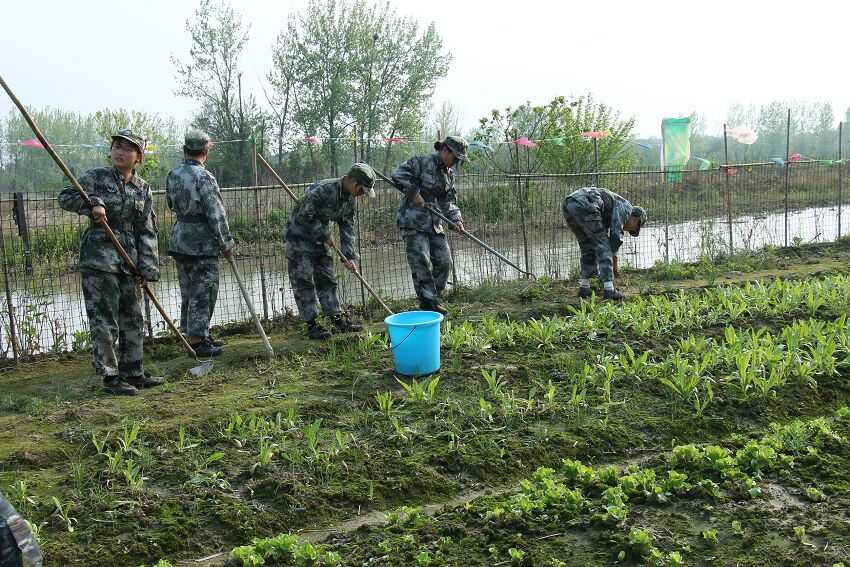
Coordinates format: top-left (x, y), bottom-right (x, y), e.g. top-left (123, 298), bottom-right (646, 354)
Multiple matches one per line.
top-left (184, 130), bottom-right (212, 152)
top-left (630, 206), bottom-right (648, 236)
top-left (347, 162), bottom-right (376, 197)
top-left (434, 135), bottom-right (468, 162)
top-left (111, 129), bottom-right (146, 154)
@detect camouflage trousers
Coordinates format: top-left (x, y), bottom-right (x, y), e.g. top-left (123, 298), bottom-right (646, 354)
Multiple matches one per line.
top-left (80, 270), bottom-right (144, 380)
top-left (402, 229), bottom-right (452, 305)
top-left (0, 493), bottom-right (42, 567)
top-left (286, 240), bottom-right (341, 321)
top-left (174, 254), bottom-right (219, 338)
top-left (562, 198), bottom-right (614, 282)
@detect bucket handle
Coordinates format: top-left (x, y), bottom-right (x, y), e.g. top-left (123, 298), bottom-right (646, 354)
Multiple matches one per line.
top-left (389, 325), bottom-right (418, 351)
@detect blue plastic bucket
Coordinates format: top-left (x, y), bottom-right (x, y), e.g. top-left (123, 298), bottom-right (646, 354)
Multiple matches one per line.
top-left (384, 310), bottom-right (444, 376)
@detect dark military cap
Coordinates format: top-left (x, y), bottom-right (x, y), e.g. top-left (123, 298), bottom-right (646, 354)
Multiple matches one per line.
top-left (433, 135), bottom-right (468, 162)
top-left (347, 163), bottom-right (376, 197)
top-left (111, 129), bottom-right (146, 154)
top-left (184, 130), bottom-right (212, 152)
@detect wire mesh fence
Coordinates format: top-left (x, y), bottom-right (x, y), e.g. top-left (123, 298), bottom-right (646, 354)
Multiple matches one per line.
top-left (0, 158), bottom-right (847, 359)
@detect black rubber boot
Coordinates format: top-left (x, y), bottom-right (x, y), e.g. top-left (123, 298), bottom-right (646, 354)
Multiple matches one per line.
top-left (103, 377), bottom-right (138, 396)
top-left (421, 301), bottom-right (448, 316)
top-left (578, 287), bottom-right (593, 299)
top-left (307, 319), bottom-right (332, 340)
top-left (603, 289), bottom-right (625, 301)
top-left (191, 338), bottom-right (223, 357)
top-left (330, 313), bottom-right (363, 333)
top-left (126, 373), bottom-right (165, 389)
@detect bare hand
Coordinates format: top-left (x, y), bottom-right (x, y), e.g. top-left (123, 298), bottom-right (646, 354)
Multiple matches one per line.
top-left (91, 205), bottom-right (107, 225)
top-left (453, 221), bottom-right (465, 234)
top-left (325, 238), bottom-right (336, 248)
top-left (343, 259), bottom-right (357, 273)
top-left (134, 274), bottom-right (146, 288)
top-left (411, 193), bottom-right (425, 208)
top-left (222, 248), bottom-right (234, 259)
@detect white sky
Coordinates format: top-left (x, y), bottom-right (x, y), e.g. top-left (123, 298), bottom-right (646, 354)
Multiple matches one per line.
top-left (2, 0), bottom-right (847, 139)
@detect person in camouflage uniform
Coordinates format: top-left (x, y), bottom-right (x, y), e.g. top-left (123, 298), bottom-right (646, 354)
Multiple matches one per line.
top-left (58, 129), bottom-right (163, 396)
top-left (0, 492), bottom-right (42, 567)
top-left (391, 136), bottom-right (468, 315)
top-left (284, 163), bottom-right (376, 340)
top-left (166, 130), bottom-right (235, 357)
top-left (561, 186), bottom-right (647, 300)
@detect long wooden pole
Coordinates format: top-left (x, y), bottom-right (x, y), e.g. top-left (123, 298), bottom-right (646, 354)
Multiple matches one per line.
top-left (0, 74), bottom-right (198, 359)
top-left (226, 256), bottom-right (274, 358)
top-left (255, 153), bottom-right (394, 316)
top-left (373, 169), bottom-right (535, 278)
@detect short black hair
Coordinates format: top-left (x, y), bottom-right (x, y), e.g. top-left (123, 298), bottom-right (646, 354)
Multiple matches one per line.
top-left (184, 146), bottom-right (207, 158)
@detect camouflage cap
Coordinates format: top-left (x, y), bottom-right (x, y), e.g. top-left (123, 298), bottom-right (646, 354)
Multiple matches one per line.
top-left (111, 129), bottom-right (146, 154)
top-left (184, 130), bottom-right (212, 152)
top-left (434, 135), bottom-right (468, 162)
top-left (347, 162), bottom-right (376, 197)
top-left (629, 206), bottom-right (648, 236)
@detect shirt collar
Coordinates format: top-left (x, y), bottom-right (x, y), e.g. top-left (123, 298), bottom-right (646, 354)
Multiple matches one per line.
top-left (184, 159), bottom-right (203, 167)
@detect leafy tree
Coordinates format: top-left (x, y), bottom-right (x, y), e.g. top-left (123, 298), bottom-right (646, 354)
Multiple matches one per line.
top-left (172, 0), bottom-right (265, 185)
top-left (474, 95), bottom-right (636, 174)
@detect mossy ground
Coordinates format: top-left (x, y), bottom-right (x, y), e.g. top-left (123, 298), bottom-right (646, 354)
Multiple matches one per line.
top-left (3, 242), bottom-right (850, 566)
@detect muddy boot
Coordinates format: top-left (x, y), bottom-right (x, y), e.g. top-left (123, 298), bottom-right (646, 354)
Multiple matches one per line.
top-left (306, 319), bottom-right (332, 340)
top-left (330, 313), bottom-right (363, 333)
top-left (578, 287), bottom-right (593, 299)
top-left (126, 373), bottom-right (165, 389)
top-left (103, 377), bottom-right (137, 396)
top-left (603, 289), bottom-right (625, 301)
top-left (208, 335), bottom-right (225, 347)
top-left (421, 300), bottom-right (448, 316)
top-left (191, 338), bottom-right (223, 357)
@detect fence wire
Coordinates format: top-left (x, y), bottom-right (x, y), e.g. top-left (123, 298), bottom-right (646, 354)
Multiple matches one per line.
top-left (0, 160), bottom-right (847, 359)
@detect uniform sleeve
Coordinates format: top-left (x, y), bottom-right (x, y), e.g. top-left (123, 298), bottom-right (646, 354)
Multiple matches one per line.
top-left (438, 170), bottom-right (463, 224)
top-left (608, 201), bottom-right (631, 253)
top-left (200, 175), bottom-right (235, 252)
top-left (292, 185), bottom-right (331, 244)
top-left (58, 171), bottom-right (102, 217)
top-left (134, 186), bottom-right (161, 281)
top-left (337, 211), bottom-right (358, 261)
top-left (391, 156), bottom-right (421, 197)
top-left (165, 173), bottom-right (174, 211)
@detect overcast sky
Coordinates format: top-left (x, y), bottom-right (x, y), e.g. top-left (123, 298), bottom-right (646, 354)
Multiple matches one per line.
top-left (2, 0), bottom-right (847, 139)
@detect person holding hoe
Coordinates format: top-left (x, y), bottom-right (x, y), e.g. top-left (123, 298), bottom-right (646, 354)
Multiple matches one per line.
top-left (58, 129), bottom-right (163, 395)
top-left (392, 135), bottom-right (468, 316)
top-left (166, 130), bottom-right (235, 358)
top-left (284, 163), bottom-right (377, 340)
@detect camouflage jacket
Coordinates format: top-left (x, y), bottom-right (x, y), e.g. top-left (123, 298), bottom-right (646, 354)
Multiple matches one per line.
top-left (166, 159), bottom-right (235, 257)
top-left (0, 492), bottom-right (42, 567)
top-left (566, 187), bottom-right (634, 254)
top-left (283, 178), bottom-right (358, 260)
top-left (58, 166), bottom-right (160, 280)
top-left (392, 153), bottom-right (462, 234)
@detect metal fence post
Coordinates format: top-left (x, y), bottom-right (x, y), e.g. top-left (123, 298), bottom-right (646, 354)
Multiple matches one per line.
top-left (839, 122), bottom-right (843, 239)
top-left (352, 127), bottom-right (367, 310)
top-left (0, 204), bottom-right (20, 362)
top-left (723, 124), bottom-right (733, 255)
top-left (784, 108), bottom-right (791, 247)
top-left (662, 144), bottom-right (670, 264)
top-left (252, 140), bottom-right (270, 320)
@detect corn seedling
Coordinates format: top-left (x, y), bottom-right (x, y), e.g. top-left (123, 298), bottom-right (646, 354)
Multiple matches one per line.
top-left (481, 368), bottom-right (505, 399)
top-left (375, 391), bottom-right (395, 416)
top-left (396, 376), bottom-right (440, 403)
top-left (51, 496), bottom-right (77, 533)
top-left (303, 419), bottom-right (323, 459)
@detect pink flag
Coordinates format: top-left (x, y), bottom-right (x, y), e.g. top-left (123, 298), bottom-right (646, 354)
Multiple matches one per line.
top-left (383, 137), bottom-right (404, 143)
top-left (726, 126), bottom-right (758, 145)
top-left (789, 153), bottom-right (801, 162)
top-left (513, 136), bottom-right (537, 148)
top-left (20, 138), bottom-right (44, 149)
top-left (305, 136), bottom-right (320, 145)
top-left (582, 131), bottom-right (608, 140)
